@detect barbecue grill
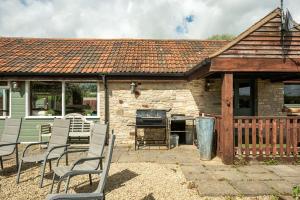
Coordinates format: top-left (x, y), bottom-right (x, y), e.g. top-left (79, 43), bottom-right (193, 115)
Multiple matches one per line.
top-left (136, 109), bottom-right (167, 127)
top-left (135, 109), bottom-right (168, 150)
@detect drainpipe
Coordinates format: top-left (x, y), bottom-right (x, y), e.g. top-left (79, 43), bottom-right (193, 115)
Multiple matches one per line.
top-left (102, 75), bottom-right (109, 144)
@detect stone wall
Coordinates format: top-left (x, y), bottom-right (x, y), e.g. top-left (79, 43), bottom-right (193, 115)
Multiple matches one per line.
top-left (257, 79), bottom-right (285, 116)
top-left (105, 79), bottom-right (221, 143)
top-left (100, 78), bottom-right (287, 143)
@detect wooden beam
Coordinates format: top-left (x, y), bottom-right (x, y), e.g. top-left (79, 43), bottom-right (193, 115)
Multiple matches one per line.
top-left (211, 58), bottom-right (300, 72)
top-left (221, 73), bottom-right (234, 164)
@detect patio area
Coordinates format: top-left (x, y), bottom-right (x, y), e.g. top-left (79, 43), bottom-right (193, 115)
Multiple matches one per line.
top-left (0, 144), bottom-right (299, 199)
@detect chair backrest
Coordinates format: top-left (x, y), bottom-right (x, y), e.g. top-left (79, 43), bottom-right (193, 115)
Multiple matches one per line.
top-left (0, 118), bottom-right (22, 153)
top-left (85, 123), bottom-right (107, 168)
top-left (63, 113), bottom-right (92, 136)
top-left (47, 119), bottom-right (70, 155)
top-left (96, 134), bottom-right (116, 194)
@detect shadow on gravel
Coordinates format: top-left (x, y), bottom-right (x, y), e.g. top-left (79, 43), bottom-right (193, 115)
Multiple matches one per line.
top-left (0, 162), bottom-right (38, 177)
top-left (141, 193), bottom-right (156, 200)
top-left (75, 169), bottom-right (139, 193)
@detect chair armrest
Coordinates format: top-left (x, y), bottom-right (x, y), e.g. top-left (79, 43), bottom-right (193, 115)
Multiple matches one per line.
top-left (56, 149), bottom-right (89, 167)
top-left (47, 144), bottom-right (70, 154)
top-left (22, 142), bottom-right (49, 157)
top-left (71, 156), bottom-right (104, 170)
top-left (45, 144), bottom-right (70, 160)
top-left (0, 142), bottom-right (20, 147)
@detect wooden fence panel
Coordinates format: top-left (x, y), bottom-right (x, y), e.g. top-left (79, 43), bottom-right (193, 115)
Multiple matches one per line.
top-left (272, 119), bottom-right (277, 157)
top-left (233, 116), bottom-right (300, 161)
top-left (265, 119), bottom-right (270, 157)
top-left (252, 119), bottom-right (257, 156)
top-left (245, 119), bottom-right (250, 156)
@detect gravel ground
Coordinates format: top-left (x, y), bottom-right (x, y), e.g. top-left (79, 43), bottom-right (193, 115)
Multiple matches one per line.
top-left (0, 159), bottom-right (277, 200)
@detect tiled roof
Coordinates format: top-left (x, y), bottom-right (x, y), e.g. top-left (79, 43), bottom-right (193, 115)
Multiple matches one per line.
top-left (0, 37), bottom-right (228, 74)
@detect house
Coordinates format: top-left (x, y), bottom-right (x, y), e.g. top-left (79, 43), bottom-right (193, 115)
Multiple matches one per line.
top-left (0, 8), bottom-right (299, 164)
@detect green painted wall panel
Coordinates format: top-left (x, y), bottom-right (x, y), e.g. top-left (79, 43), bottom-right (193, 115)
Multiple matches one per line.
top-left (0, 81), bottom-right (99, 142)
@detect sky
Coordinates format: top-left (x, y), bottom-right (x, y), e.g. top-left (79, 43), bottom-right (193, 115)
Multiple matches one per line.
top-left (0, 0), bottom-right (299, 39)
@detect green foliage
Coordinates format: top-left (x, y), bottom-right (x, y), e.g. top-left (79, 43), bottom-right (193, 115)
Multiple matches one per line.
top-left (207, 34), bottom-right (235, 41)
top-left (293, 185), bottom-right (300, 200)
top-left (46, 109), bottom-right (55, 116)
top-left (84, 109), bottom-right (93, 115)
top-left (264, 159), bottom-right (279, 165)
top-left (269, 195), bottom-right (279, 200)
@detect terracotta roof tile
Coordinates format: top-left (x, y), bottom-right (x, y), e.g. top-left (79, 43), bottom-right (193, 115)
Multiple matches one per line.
top-left (0, 37), bottom-right (228, 74)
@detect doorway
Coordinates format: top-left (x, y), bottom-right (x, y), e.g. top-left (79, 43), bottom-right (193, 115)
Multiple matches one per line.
top-left (234, 79), bottom-right (255, 116)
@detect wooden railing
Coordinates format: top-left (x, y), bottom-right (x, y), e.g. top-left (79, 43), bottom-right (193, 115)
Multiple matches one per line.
top-left (234, 116), bottom-right (300, 160)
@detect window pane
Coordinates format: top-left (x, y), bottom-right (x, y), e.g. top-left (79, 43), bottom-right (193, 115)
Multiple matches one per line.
top-left (238, 82), bottom-right (251, 108)
top-left (30, 81), bottom-right (62, 116)
top-left (65, 82), bottom-right (97, 116)
top-left (284, 84), bottom-right (300, 104)
top-left (0, 88), bottom-right (10, 116)
top-left (0, 81), bottom-right (8, 87)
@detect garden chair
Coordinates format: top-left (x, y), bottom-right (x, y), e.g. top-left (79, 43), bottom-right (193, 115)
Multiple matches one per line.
top-left (49, 123), bottom-right (107, 193)
top-left (0, 118), bottom-right (22, 170)
top-left (16, 118), bottom-right (70, 188)
top-left (46, 134), bottom-right (116, 200)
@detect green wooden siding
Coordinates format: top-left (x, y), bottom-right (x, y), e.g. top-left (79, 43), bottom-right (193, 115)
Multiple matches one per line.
top-left (0, 81), bottom-right (99, 142)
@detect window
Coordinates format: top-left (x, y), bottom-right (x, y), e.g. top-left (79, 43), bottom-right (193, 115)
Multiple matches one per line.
top-left (30, 81), bottom-right (62, 116)
top-left (65, 82), bottom-right (98, 116)
top-left (238, 82), bottom-right (251, 108)
top-left (26, 81), bottom-right (99, 118)
top-left (0, 81), bottom-right (10, 117)
top-left (284, 84), bottom-right (300, 105)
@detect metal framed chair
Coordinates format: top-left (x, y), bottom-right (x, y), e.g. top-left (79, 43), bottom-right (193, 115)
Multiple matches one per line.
top-left (0, 118), bottom-right (22, 170)
top-left (16, 119), bottom-right (71, 188)
top-left (50, 123), bottom-right (108, 193)
top-left (46, 134), bottom-right (116, 200)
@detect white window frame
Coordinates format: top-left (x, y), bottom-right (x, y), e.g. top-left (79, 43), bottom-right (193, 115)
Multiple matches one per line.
top-left (25, 80), bottom-right (100, 119)
top-left (0, 81), bottom-right (11, 119)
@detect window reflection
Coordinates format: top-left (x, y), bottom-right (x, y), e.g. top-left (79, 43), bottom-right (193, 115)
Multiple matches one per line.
top-left (30, 81), bottom-right (62, 116)
top-left (0, 82), bottom-right (10, 116)
top-left (65, 82), bottom-right (97, 116)
top-left (284, 84), bottom-right (300, 104)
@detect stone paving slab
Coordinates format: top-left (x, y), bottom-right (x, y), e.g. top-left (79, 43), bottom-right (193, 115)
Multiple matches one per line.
top-left (231, 181), bottom-right (277, 195)
top-left (203, 164), bottom-right (236, 171)
top-left (245, 172), bottom-right (282, 181)
top-left (212, 170), bottom-right (246, 181)
top-left (263, 165), bottom-right (300, 177)
top-left (263, 180), bottom-right (294, 195)
top-left (237, 165), bottom-right (270, 174)
top-left (282, 176), bottom-right (300, 184)
top-left (196, 180), bottom-right (239, 196)
top-left (181, 165), bottom-right (216, 181)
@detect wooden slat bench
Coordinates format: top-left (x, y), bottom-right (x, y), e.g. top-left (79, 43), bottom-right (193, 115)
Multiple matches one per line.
top-left (39, 113), bottom-right (94, 146)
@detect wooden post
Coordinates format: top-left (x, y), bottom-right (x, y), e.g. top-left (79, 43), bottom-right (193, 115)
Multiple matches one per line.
top-left (221, 73), bottom-right (234, 164)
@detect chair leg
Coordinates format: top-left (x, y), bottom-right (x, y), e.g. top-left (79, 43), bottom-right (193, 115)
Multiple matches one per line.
top-left (64, 176), bottom-right (71, 193)
top-left (89, 174), bottom-right (92, 185)
top-left (49, 160), bottom-right (52, 171)
top-left (65, 153), bottom-right (68, 166)
top-left (15, 144), bottom-right (19, 169)
top-left (56, 178), bottom-right (63, 193)
top-left (50, 173), bottom-right (56, 193)
top-left (0, 157), bottom-right (3, 170)
top-left (16, 160), bottom-right (23, 183)
top-left (39, 159), bottom-right (47, 188)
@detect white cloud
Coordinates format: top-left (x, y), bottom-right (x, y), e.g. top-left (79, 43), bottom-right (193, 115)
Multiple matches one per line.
top-left (0, 0), bottom-right (299, 39)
